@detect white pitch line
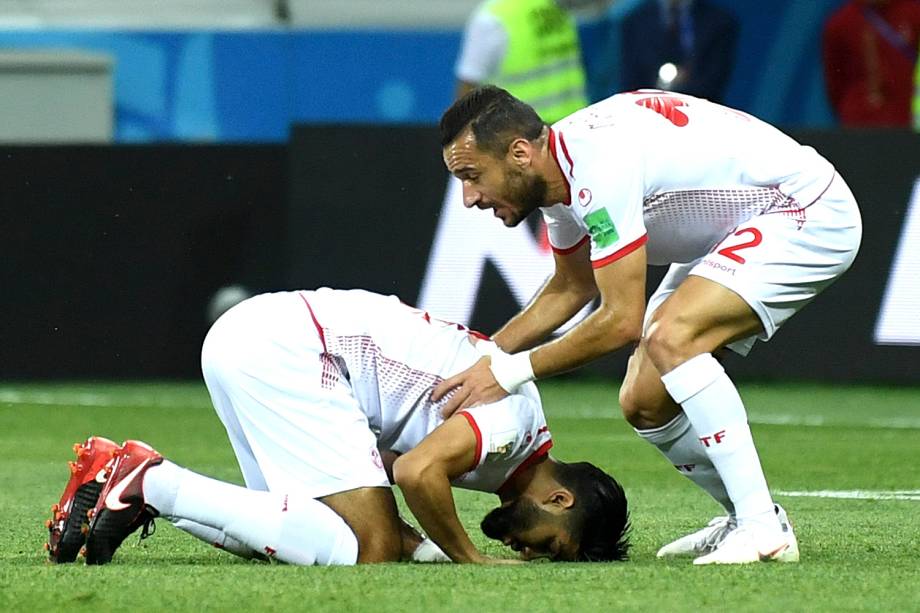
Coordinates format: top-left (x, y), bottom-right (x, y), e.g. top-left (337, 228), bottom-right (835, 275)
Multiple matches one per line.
top-left (775, 490), bottom-right (920, 501)
top-left (0, 390), bottom-right (211, 409)
top-left (555, 406), bottom-right (920, 430)
top-left (3, 389), bottom-right (920, 430)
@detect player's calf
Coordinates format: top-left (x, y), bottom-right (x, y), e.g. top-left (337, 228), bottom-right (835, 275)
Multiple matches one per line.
top-left (319, 487), bottom-right (405, 563)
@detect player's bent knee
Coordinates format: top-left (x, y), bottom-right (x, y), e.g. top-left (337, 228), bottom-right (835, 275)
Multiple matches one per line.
top-left (644, 318), bottom-right (699, 372)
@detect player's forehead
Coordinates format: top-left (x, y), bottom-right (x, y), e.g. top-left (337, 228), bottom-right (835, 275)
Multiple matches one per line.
top-left (442, 127), bottom-right (485, 174)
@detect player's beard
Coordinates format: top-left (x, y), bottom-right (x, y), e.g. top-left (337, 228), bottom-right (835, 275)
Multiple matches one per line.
top-left (480, 497), bottom-right (543, 542)
top-left (500, 165), bottom-right (547, 227)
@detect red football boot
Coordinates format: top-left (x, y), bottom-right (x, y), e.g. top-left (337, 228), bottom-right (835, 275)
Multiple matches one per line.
top-left (84, 440), bottom-right (163, 565)
top-left (46, 436), bottom-right (121, 563)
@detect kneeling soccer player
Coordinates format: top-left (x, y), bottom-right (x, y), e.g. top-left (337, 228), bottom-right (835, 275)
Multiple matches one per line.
top-left (46, 288), bottom-right (630, 565)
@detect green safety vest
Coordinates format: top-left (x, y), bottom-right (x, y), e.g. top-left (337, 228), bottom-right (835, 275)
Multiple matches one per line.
top-left (485, 0), bottom-right (588, 123)
top-left (914, 42), bottom-right (920, 131)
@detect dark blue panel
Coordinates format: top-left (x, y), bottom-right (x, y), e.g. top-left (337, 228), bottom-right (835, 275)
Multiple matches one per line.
top-left (290, 30), bottom-right (459, 123)
top-left (211, 32), bottom-right (290, 141)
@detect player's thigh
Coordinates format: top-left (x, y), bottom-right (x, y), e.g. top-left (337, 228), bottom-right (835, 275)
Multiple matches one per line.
top-left (672, 187), bottom-right (861, 358)
top-left (320, 487), bottom-right (403, 563)
top-left (643, 273), bottom-right (762, 374)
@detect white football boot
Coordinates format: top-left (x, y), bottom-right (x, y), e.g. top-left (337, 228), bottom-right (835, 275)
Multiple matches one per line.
top-left (693, 504), bottom-right (799, 565)
top-left (657, 515), bottom-right (737, 558)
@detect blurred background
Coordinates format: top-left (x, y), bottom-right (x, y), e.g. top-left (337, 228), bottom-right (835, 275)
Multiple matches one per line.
top-left (2, 0), bottom-right (918, 385)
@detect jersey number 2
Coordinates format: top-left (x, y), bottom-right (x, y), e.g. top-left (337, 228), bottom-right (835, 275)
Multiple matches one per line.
top-left (717, 228), bottom-right (762, 264)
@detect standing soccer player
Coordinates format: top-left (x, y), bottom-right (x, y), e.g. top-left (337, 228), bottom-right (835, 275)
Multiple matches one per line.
top-left (434, 86), bottom-right (862, 564)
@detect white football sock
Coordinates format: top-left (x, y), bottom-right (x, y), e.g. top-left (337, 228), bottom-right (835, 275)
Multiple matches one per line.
top-left (143, 461), bottom-right (358, 565)
top-left (635, 411), bottom-right (735, 515)
top-left (411, 538), bottom-right (451, 563)
top-left (661, 354), bottom-right (780, 538)
top-left (170, 518), bottom-right (260, 559)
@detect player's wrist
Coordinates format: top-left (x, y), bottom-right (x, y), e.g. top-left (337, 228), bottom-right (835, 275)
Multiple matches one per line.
top-left (474, 339), bottom-right (502, 359)
top-left (489, 349), bottom-right (534, 394)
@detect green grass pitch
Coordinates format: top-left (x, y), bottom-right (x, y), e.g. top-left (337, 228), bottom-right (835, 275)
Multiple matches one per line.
top-left (1, 380), bottom-right (919, 611)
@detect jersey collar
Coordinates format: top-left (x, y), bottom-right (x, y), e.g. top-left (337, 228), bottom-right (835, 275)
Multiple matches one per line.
top-left (548, 128), bottom-right (573, 206)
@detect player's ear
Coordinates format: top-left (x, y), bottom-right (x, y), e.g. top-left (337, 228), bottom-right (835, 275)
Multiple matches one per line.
top-left (508, 137), bottom-right (534, 168)
top-left (545, 488), bottom-right (575, 510)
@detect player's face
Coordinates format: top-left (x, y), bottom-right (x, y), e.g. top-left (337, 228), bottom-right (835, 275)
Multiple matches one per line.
top-left (480, 497), bottom-right (578, 561)
top-left (443, 130), bottom-right (547, 227)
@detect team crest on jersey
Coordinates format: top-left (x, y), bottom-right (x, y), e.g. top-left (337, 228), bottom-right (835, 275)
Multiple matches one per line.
top-left (487, 430), bottom-right (516, 458)
top-left (583, 209), bottom-right (619, 249)
top-left (577, 188), bottom-right (592, 207)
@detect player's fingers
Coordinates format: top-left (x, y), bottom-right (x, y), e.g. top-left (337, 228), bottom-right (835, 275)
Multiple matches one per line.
top-left (460, 392), bottom-right (486, 410)
top-left (431, 375), bottom-right (462, 402)
top-left (440, 388), bottom-right (467, 418)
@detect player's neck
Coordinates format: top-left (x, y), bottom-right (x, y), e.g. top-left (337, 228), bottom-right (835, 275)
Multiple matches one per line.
top-left (498, 455), bottom-right (558, 502)
top-left (538, 130), bottom-right (570, 206)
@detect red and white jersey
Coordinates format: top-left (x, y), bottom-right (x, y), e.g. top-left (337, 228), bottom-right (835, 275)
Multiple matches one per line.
top-left (301, 288), bottom-right (553, 493)
top-left (542, 90), bottom-right (837, 266)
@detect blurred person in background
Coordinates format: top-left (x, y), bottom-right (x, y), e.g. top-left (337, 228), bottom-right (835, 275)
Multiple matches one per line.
top-left (915, 38), bottom-right (920, 128)
top-left (620, 0), bottom-right (739, 103)
top-left (823, 0), bottom-right (920, 127)
top-left (427, 0), bottom-right (598, 325)
top-left (455, 0), bottom-right (591, 124)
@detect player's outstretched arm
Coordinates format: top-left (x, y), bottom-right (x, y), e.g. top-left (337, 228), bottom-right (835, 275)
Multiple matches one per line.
top-left (434, 246), bottom-right (647, 417)
top-left (393, 416), bottom-right (514, 564)
top-left (493, 240), bottom-right (597, 353)
top-left (432, 244), bottom-right (597, 416)
top-left (527, 243), bottom-right (647, 377)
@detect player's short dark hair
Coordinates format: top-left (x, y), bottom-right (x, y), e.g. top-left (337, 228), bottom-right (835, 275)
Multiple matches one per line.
top-left (555, 461), bottom-right (631, 562)
top-left (439, 85), bottom-right (546, 157)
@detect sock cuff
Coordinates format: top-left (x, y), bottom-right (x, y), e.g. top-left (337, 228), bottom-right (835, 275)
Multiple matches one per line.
top-left (661, 353), bottom-right (725, 404)
top-left (634, 411), bottom-right (691, 445)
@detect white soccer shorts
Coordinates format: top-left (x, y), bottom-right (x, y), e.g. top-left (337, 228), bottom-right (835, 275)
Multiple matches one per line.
top-left (200, 292), bottom-right (390, 498)
top-left (645, 172), bottom-right (863, 355)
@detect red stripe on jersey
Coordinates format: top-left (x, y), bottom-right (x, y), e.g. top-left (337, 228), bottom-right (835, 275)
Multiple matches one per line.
top-left (300, 293), bottom-right (341, 389)
top-left (458, 411), bottom-right (483, 473)
top-left (557, 131), bottom-right (575, 178)
top-left (551, 234), bottom-right (589, 256)
top-left (548, 129), bottom-right (572, 205)
top-left (498, 439), bottom-right (554, 495)
top-left (591, 234), bottom-right (648, 269)
top-left (299, 293), bottom-right (327, 353)
top-left (468, 329), bottom-right (492, 341)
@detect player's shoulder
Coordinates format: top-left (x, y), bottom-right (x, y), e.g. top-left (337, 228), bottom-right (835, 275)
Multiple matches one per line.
top-left (553, 93), bottom-right (659, 154)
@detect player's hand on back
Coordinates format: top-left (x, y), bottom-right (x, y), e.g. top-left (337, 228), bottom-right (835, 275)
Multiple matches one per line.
top-left (432, 357), bottom-right (509, 418)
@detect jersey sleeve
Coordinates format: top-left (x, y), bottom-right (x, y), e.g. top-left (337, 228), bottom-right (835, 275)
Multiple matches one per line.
top-left (542, 203), bottom-right (589, 254)
top-left (453, 384), bottom-right (552, 492)
top-left (574, 148), bottom-right (648, 269)
top-left (457, 401), bottom-right (525, 473)
top-left (455, 9), bottom-right (507, 83)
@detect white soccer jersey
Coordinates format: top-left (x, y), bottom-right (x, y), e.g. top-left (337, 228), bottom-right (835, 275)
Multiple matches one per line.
top-left (302, 288), bottom-right (553, 493)
top-left (542, 90), bottom-right (837, 266)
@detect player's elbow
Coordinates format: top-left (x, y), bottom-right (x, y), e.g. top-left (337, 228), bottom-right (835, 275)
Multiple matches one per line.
top-left (616, 313), bottom-right (644, 344)
top-left (597, 303), bottom-right (643, 346)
